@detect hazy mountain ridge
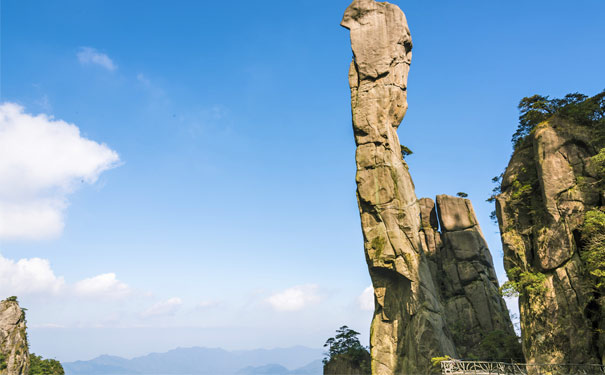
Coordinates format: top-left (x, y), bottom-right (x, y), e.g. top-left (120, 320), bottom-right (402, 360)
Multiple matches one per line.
top-left (236, 360), bottom-right (322, 375)
top-left (63, 346), bottom-right (323, 375)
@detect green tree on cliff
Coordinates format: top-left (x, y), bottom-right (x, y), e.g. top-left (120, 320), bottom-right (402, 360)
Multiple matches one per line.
top-left (29, 354), bottom-right (64, 375)
top-left (323, 326), bottom-right (370, 374)
top-left (512, 90), bottom-right (605, 147)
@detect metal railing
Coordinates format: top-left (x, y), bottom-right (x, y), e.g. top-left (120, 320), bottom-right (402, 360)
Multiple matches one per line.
top-left (441, 360), bottom-right (605, 375)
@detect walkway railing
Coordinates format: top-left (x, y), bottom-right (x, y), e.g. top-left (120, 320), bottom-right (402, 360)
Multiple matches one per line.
top-left (441, 360), bottom-right (605, 375)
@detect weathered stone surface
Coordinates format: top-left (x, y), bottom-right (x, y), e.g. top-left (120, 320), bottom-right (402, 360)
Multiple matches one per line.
top-left (436, 195), bottom-right (478, 232)
top-left (496, 117), bottom-right (604, 364)
top-left (0, 299), bottom-right (29, 375)
top-left (420, 196), bottom-right (517, 359)
top-left (419, 198), bottom-right (439, 230)
top-left (342, 1), bottom-right (456, 373)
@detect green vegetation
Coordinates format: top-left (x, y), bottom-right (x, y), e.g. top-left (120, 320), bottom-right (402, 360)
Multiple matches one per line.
top-left (500, 267), bottom-right (547, 298)
top-left (489, 91), bottom-right (605, 215)
top-left (400, 144), bottom-right (413, 159)
top-left (0, 353), bottom-right (7, 371)
top-left (509, 180), bottom-right (532, 204)
top-left (487, 174), bottom-right (503, 224)
top-left (430, 355), bottom-right (451, 369)
top-left (29, 354), bottom-right (64, 375)
top-left (370, 236), bottom-right (386, 258)
top-left (488, 91), bottom-right (605, 304)
top-left (5, 296), bottom-right (18, 302)
top-left (323, 326), bottom-right (370, 373)
top-left (589, 148), bottom-right (605, 191)
top-left (432, 331), bottom-right (522, 364)
top-left (473, 331), bottom-right (523, 362)
top-left (580, 209), bottom-right (605, 289)
top-left (456, 192), bottom-right (468, 198)
top-left (448, 318), bottom-right (523, 362)
top-left (512, 90), bottom-right (605, 148)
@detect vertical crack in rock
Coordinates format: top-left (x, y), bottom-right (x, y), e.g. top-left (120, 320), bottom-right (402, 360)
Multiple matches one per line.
top-left (341, 1), bottom-right (456, 373)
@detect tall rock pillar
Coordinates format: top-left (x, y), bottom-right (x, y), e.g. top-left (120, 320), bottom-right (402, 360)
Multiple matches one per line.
top-left (341, 1), bottom-right (456, 373)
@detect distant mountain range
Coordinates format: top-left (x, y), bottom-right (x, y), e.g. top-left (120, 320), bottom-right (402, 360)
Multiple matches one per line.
top-left (62, 346), bottom-right (323, 375)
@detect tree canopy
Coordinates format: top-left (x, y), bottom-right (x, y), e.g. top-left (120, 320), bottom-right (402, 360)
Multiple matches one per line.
top-left (29, 354), bottom-right (64, 375)
top-left (323, 326), bottom-right (370, 374)
top-left (512, 90), bottom-right (605, 147)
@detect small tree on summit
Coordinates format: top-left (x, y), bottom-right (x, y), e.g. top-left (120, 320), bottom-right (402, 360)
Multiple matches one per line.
top-left (512, 91), bottom-right (605, 147)
top-left (400, 144), bottom-right (413, 159)
top-left (323, 326), bottom-right (364, 360)
top-left (323, 326), bottom-right (370, 374)
top-left (29, 354), bottom-right (65, 375)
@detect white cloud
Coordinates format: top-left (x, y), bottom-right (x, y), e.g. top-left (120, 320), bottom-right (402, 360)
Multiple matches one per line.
top-left (266, 284), bottom-right (320, 312)
top-left (0, 254), bottom-right (65, 295)
top-left (0, 200), bottom-right (66, 239)
top-left (0, 254), bottom-right (132, 302)
top-left (141, 297), bottom-right (183, 318)
top-left (77, 47), bottom-right (117, 71)
top-left (74, 273), bottom-right (131, 299)
top-left (358, 285), bottom-right (374, 311)
top-left (0, 102), bottom-right (120, 240)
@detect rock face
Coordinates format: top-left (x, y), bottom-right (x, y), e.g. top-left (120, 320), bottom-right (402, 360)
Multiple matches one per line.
top-left (496, 117), bottom-right (604, 364)
top-left (0, 298), bottom-right (29, 375)
top-left (420, 195), bottom-right (516, 358)
top-left (342, 1), bottom-right (457, 373)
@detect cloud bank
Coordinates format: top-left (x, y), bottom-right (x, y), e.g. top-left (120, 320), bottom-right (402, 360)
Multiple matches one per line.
top-left (0, 254), bottom-right (130, 299)
top-left (74, 273), bottom-right (132, 299)
top-left (0, 103), bottom-right (120, 240)
top-left (0, 255), bottom-right (65, 295)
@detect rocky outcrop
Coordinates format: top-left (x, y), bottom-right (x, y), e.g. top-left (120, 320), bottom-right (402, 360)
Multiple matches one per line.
top-left (0, 298), bottom-right (29, 375)
top-left (342, 1), bottom-right (457, 373)
top-left (496, 116), bottom-right (605, 364)
top-left (420, 196), bottom-right (518, 359)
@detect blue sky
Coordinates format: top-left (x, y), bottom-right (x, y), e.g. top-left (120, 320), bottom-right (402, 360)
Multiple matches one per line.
top-left (1, 0), bottom-right (604, 362)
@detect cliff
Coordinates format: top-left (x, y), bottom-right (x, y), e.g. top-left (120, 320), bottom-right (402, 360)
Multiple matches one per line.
top-left (341, 1), bottom-right (457, 373)
top-left (420, 196), bottom-right (520, 360)
top-left (496, 92), bottom-right (605, 364)
top-left (0, 298), bottom-right (29, 375)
